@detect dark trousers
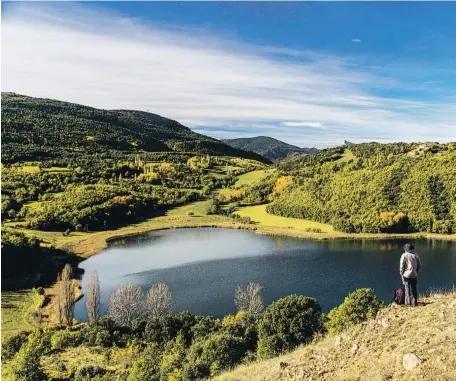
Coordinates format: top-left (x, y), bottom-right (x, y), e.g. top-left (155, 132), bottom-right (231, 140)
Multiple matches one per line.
top-left (403, 277), bottom-right (418, 306)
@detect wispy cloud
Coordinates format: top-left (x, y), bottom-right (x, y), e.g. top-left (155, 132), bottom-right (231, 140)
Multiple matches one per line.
top-left (351, 38), bottom-right (362, 43)
top-left (2, 3), bottom-right (455, 148)
top-left (282, 122), bottom-right (324, 128)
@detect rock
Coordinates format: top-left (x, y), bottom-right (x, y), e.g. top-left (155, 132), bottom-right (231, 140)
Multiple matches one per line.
top-left (351, 344), bottom-right (358, 354)
top-left (380, 318), bottom-right (389, 328)
top-left (403, 353), bottom-right (422, 371)
top-left (335, 336), bottom-right (342, 349)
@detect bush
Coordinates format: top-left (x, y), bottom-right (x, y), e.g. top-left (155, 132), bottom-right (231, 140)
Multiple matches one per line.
top-left (160, 334), bottom-right (187, 381)
top-left (190, 316), bottom-right (221, 342)
top-left (144, 311), bottom-right (198, 346)
top-left (1, 332), bottom-right (29, 361)
top-left (127, 344), bottom-right (161, 381)
top-left (51, 329), bottom-right (82, 350)
top-left (325, 288), bottom-right (385, 334)
top-left (257, 295), bottom-right (323, 359)
top-left (73, 365), bottom-right (107, 381)
top-left (183, 333), bottom-right (246, 379)
top-left (3, 341), bottom-right (47, 381)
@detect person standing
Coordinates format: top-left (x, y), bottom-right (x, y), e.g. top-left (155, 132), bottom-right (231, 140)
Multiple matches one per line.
top-left (400, 243), bottom-right (422, 306)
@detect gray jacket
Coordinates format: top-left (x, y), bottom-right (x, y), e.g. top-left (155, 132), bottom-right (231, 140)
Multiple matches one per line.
top-left (400, 252), bottom-right (422, 279)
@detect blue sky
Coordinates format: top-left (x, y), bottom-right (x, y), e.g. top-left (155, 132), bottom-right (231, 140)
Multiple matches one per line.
top-left (2, 2), bottom-right (456, 147)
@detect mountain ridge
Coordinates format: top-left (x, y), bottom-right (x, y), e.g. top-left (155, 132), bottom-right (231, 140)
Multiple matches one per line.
top-left (222, 136), bottom-right (318, 161)
top-left (1, 93), bottom-right (271, 164)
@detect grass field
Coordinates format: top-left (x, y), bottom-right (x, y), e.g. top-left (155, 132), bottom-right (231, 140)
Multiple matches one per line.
top-left (234, 169), bottom-right (275, 187)
top-left (236, 204), bottom-right (334, 232)
top-left (217, 168), bottom-right (276, 197)
top-left (1, 290), bottom-right (43, 340)
top-left (166, 200), bottom-right (212, 217)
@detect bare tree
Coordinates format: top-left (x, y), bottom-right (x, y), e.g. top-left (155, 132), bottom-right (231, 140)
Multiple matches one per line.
top-left (145, 282), bottom-right (172, 320)
top-left (86, 271), bottom-right (101, 323)
top-left (57, 263), bottom-right (75, 326)
top-left (108, 284), bottom-right (144, 326)
top-left (235, 282), bottom-right (264, 317)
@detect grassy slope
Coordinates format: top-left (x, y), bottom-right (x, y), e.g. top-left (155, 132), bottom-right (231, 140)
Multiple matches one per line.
top-left (234, 169), bottom-right (275, 187)
top-left (218, 168), bottom-right (275, 196)
top-left (237, 204), bottom-right (334, 233)
top-left (1, 290), bottom-right (43, 341)
top-left (216, 291), bottom-right (456, 381)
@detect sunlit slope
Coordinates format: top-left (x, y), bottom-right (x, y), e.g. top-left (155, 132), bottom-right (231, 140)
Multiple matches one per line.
top-left (216, 291), bottom-right (456, 381)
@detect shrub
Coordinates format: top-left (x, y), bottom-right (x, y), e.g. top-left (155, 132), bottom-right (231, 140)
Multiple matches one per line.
top-left (73, 365), bottom-right (106, 381)
top-left (95, 330), bottom-right (112, 348)
top-left (190, 316), bottom-right (221, 342)
top-left (51, 329), bottom-right (82, 350)
top-left (144, 311), bottom-right (197, 346)
top-left (127, 344), bottom-right (161, 381)
top-left (1, 332), bottom-right (29, 361)
top-left (325, 288), bottom-right (385, 334)
top-left (257, 295), bottom-right (323, 359)
top-left (160, 334), bottom-right (187, 381)
top-left (26, 329), bottom-right (53, 356)
top-left (183, 333), bottom-right (247, 380)
top-left (220, 312), bottom-right (258, 354)
top-left (3, 341), bottom-right (47, 381)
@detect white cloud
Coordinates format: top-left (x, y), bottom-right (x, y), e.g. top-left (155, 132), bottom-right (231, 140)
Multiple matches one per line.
top-left (282, 122), bottom-right (323, 128)
top-left (351, 38), bottom-right (362, 43)
top-left (2, 3), bottom-right (456, 148)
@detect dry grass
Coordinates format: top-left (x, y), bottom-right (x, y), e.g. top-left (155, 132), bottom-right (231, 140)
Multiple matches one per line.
top-left (41, 346), bottom-right (106, 379)
top-left (216, 291), bottom-right (456, 381)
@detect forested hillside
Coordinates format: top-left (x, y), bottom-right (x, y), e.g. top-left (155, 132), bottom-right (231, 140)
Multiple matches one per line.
top-left (222, 136), bottom-right (317, 161)
top-left (1, 93), bottom-right (269, 163)
top-left (236, 142), bottom-right (456, 234)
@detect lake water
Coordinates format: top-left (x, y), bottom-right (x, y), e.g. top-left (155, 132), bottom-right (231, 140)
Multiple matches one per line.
top-left (74, 228), bottom-right (456, 321)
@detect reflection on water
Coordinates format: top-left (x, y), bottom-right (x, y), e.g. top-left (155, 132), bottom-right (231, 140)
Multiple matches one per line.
top-left (74, 228), bottom-right (456, 321)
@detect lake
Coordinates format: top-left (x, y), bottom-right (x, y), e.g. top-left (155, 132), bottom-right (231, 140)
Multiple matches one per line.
top-left (74, 228), bottom-right (456, 321)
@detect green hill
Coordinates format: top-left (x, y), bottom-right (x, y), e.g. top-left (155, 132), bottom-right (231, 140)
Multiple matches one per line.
top-left (222, 136), bottom-right (317, 161)
top-left (239, 142), bottom-right (456, 234)
top-left (1, 93), bottom-right (270, 164)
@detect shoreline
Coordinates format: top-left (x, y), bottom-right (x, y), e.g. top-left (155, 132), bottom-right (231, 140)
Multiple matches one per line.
top-left (57, 215), bottom-right (456, 260)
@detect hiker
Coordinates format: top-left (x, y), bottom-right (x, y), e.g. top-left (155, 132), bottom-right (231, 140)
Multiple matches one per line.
top-left (399, 243), bottom-right (422, 306)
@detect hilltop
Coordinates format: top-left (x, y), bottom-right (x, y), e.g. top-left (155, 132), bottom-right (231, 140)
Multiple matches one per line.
top-left (1, 93), bottom-right (269, 164)
top-left (216, 291), bottom-right (456, 381)
top-left (231, 142), bottom-right (456, 235)
top-left (222, 136), bottom-right (317, 161)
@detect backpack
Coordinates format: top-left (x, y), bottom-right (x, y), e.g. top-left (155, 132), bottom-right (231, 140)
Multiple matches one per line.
top-left (392, 287), bottom-right (405, 305)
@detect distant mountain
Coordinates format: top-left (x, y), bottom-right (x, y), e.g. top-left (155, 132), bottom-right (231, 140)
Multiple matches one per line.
top-left (344, 140), bottom-right (355, 145)
top-left (1, 93), bottom-right (270, 163)
top-left (222, 136), bottom-right (317, 161)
